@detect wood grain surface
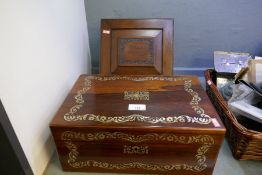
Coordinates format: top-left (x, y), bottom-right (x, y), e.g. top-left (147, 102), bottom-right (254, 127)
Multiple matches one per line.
top-left (50, 75), bottom-right (225, 175)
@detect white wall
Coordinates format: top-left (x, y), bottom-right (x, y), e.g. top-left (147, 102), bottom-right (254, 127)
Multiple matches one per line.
top-left (0, 0), bottom-right (90, 174)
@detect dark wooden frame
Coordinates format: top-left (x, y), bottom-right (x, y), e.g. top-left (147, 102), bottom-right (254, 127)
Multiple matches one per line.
top-left (100, 19), bottom-right (174, 75)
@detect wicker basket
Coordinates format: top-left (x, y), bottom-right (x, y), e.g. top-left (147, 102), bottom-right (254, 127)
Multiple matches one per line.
top-left (204, 69), bottom-right (262, 160)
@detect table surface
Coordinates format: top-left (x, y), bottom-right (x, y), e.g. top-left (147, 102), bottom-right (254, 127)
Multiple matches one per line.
top-left (45, 139), bottom-right (262, 175)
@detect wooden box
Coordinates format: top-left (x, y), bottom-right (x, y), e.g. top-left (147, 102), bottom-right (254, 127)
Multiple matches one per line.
top-left (100, 19), bottom-right (173, 75)
top-left (50, 75), bottom-right (225, 175)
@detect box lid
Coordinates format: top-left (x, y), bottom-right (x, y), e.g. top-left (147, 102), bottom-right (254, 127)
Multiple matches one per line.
top-left (50, 75), bottom-right (225, 132)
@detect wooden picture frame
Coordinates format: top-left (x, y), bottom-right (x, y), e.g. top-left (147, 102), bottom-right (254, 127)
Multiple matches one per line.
top-left (100, 19), bottom-right (174, 75)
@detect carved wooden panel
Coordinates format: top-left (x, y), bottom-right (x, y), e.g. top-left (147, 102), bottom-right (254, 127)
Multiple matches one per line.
top-left (111, 29), bottom-right (162, 74)
top-left (100, 19), bottom-right (173, 75)
top-left (118, 38), bottom-right (154, 65)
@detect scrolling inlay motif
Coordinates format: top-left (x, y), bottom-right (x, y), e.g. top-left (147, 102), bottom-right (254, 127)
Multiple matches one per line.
top-left (62, 131), bottom-right (214, 172)
top-left (63, 76), bottom-right (211, 124)
top-left (123, 145), bottom-right (149, 154)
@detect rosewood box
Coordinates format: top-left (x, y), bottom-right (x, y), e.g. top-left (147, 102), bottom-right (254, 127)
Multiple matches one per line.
top-left (50, 75), bottom-right (225, 175)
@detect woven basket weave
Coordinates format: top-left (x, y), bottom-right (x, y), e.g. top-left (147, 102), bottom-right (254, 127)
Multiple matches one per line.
top-left (204, 69), bottom-right (262, 160)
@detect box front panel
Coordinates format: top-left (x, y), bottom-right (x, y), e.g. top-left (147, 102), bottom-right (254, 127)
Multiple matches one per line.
top-left (53, 129), bottom-right (224, 175)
